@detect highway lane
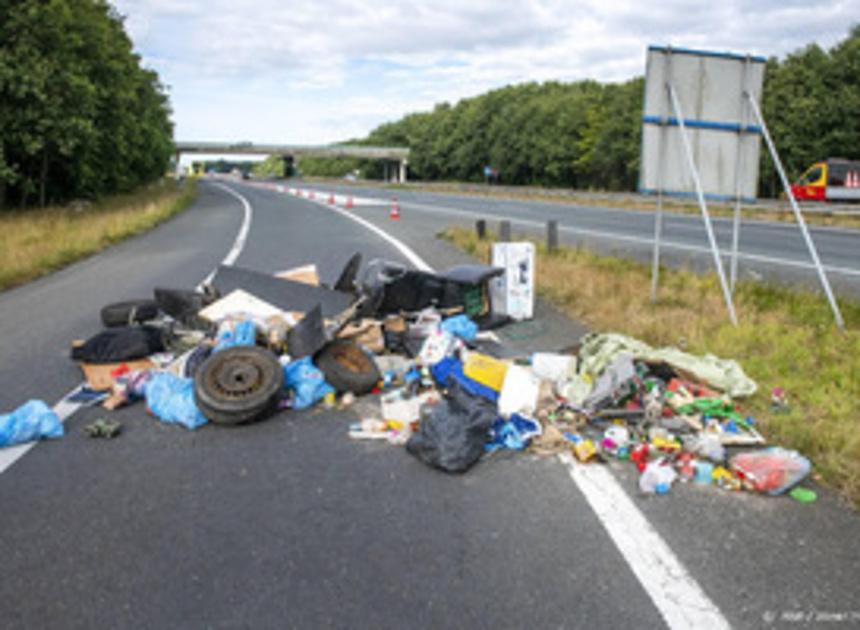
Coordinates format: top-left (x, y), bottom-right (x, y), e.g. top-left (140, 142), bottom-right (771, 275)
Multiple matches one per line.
top-left (2, 180), bottom-right (859, 629)
top-left (299, 181), bottom-right (860, 296)
top-left (0, 181), bottom-right (665, 629)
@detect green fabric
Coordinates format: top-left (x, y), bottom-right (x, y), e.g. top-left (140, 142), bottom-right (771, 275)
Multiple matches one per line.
top-left (578, 332), bottom-right (757, 398)
top-left (676, 398), bottom-right (743, 421)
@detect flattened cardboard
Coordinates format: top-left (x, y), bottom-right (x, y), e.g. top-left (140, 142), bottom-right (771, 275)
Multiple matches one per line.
top-left (79, 359), bottom-right (156, 391)
top-left (275, 264), bottom-right (320, 286)
top-left (211, 265), bottom-right (352, 318)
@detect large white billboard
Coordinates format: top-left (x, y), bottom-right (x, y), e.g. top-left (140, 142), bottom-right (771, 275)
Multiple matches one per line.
top-left (639, 46), bottom-right (766, 201)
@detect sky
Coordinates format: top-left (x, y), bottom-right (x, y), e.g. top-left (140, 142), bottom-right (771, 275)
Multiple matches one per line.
top-left (112, 0), bottom-right (858, 147)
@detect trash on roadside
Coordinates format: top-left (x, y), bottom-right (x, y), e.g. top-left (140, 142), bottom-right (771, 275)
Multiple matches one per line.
top-left (315, 340), bottom-right (380, 395)
top-left (275, 264), bottom-right (320, 286)
top-left (497, 363), bottom-right (540, 417)
top-left (462, 351), bottom-right (508, 392)
top-left (145, 372), bottom-right (208, 430)
top-left (789, 486), bottom-right (817, 503)
top-left (440, 314), bottom-right (478, 341)
top-left (406, 381), bottom-right (497, 473)
top-left (486, 413), bottom-right (542, 451)
top-left (52, 247), bottom-right (817, 506)
top-left (283, 356), bottom-right (335, 410)
top-left (730, 448), bottom-right (811, 495)
top-left (195, 346), bottom-right (284, 424)
top-left (0, 400), bottom-right (64, 447)
top-left (65, 387), bottom-right (109, 407)
top-left (84, 418), bottom-right (122, 439)
top-left (71, 326), bottom-right (165, 364)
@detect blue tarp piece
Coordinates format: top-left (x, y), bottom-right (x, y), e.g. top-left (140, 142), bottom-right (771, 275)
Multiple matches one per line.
top-left (145, 372), bottom-right (208, 430)
top-left (0, 400), bottom-right (63, 448)
top-left (284, 356), bottom-right (334, 410)
top-left (486, 413), bottom-right (541, 452)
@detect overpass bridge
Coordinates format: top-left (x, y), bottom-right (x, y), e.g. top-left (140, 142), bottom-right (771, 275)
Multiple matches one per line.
top-left (174, 141), bottom-right (410, 182)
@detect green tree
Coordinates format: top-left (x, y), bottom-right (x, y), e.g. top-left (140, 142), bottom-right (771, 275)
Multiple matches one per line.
top-left (0, 0), bottom-right (173, 208)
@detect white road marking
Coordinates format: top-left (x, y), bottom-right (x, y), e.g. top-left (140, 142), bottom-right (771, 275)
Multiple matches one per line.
top-left (265, 182), bottom-right (731, 629)
top-left (198, 182), bottom-right (254, 288)
top-left (0, 182), bottom-right (255, 474)
top-left (559, 453), bottom-right (730, 629)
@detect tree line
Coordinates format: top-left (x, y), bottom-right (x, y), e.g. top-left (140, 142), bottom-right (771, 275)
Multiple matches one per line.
top-left (301, 26), bottom-right (859, 198)
top-left (0, 0), bottom-right (174, 209)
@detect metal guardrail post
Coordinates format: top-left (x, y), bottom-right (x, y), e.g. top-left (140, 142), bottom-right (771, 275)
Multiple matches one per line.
top-left (476, 219), bottom-right (486, 239)
top-left (668, 84), bottom-right (739, 326)
top-left (499, 220), bottom-right (512, 242)
top-left (547, 220), bottom-right (558, 252)
top-left (745, 93), bottom-right (845, 329)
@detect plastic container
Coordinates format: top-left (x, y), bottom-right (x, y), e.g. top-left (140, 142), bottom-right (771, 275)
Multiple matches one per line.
top-left (462, 352), bottom-right (508, 392)
top-left (639, 461), bottom-right (677, 494)
top-left (694, 461), bottom-right (714, 485)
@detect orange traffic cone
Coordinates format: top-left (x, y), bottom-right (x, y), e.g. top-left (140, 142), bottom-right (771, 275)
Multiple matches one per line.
top-left (328, 193), bottom-right (335, 205)
top-left (389, 197), bottom-right (400, 220)
top-left (346, 195), bottom-right (354, 209)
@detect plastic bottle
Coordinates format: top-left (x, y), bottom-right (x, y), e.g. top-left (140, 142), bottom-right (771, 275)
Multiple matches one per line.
top-left (639, 460), bottom-right (678, 494)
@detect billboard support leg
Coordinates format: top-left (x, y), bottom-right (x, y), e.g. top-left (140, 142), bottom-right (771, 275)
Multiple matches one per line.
top-left (730, 197), bottom-right (741, 293)
top-left (650, 191), bottom-right (664, 303)
top-left (745, 93), bottom-right (845, 329)
top-left (650, 50), bottom-right (673, 303)
top-left (730, 56), bottom-right (752, 294)
top-left (668, 84), bottom-right (738, 326)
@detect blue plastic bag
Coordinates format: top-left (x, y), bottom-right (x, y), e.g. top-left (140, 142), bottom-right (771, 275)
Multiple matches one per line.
top-left (0, 400), bottom-right (64, 447)
top-left (440, 314), bottom-right (478, 341)
top-left (284, 356), bottom-right (335, 410)
top-left (486, 413), bottom-right (542, 452)
top-left (214, 319), bottom-right (257, 353)
top-left (144, 372), bottom-right (208, 430)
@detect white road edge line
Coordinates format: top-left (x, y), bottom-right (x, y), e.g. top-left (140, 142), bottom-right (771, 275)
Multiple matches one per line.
top-left (392, 199), bottom-right (860, 279)
top-left (0, 181), bottom-right (254, 476)
top-left (559, 452), bottom-right (730, 629)
top-left (273, 183), bottom-right (729, 630)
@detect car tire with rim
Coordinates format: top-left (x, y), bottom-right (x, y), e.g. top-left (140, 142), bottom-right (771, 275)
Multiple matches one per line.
top-left (194, 346), bottom-right (284, 425)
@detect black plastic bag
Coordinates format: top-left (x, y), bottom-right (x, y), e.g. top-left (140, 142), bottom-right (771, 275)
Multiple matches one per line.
top-left (71, 326), bottom-right (164, 364)
top-left (406, 382), bottom-right (497, 473)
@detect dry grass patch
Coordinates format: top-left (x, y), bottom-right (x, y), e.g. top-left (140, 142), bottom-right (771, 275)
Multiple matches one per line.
top-left (0, 179), bottom-right (197, 292)
top-left (443, 226), bottom-right (860, 506)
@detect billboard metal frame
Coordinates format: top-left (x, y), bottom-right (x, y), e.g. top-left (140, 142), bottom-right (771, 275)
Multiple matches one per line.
top-left (642, 45), bottom-right (844, 329)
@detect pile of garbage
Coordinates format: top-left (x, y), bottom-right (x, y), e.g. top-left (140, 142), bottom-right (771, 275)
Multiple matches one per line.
top-left (0, 252), bottom-right (813, 500)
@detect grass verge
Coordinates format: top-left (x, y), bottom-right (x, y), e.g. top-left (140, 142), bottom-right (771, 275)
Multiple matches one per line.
top-left (0, 178), bottom-right (197, 293)
top-left (443, 226), bottom-right (860, 506)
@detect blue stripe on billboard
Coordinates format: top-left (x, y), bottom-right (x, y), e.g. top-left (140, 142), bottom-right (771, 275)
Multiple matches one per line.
top-left (642, 115), bottom-right (762, 134)
top-left (648, 45), bottom-right (767, 64)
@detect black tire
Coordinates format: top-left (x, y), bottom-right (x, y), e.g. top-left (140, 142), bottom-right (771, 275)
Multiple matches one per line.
top-left (101, 299), bottom-right (159, 327)
top-left (194, 346), bottom-right (284, 425)
top-left (314, 340), bottom-right (381, 395)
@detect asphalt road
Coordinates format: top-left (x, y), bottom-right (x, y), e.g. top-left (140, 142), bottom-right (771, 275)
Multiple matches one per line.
top-left (1, 180), bottom-right (859, 629)
top-left (298, 181), bottom-right (860, 299)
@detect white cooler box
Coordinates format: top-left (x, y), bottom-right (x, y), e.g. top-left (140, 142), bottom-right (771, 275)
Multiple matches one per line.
top-left (490, 242), bottom-right (534, 320)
